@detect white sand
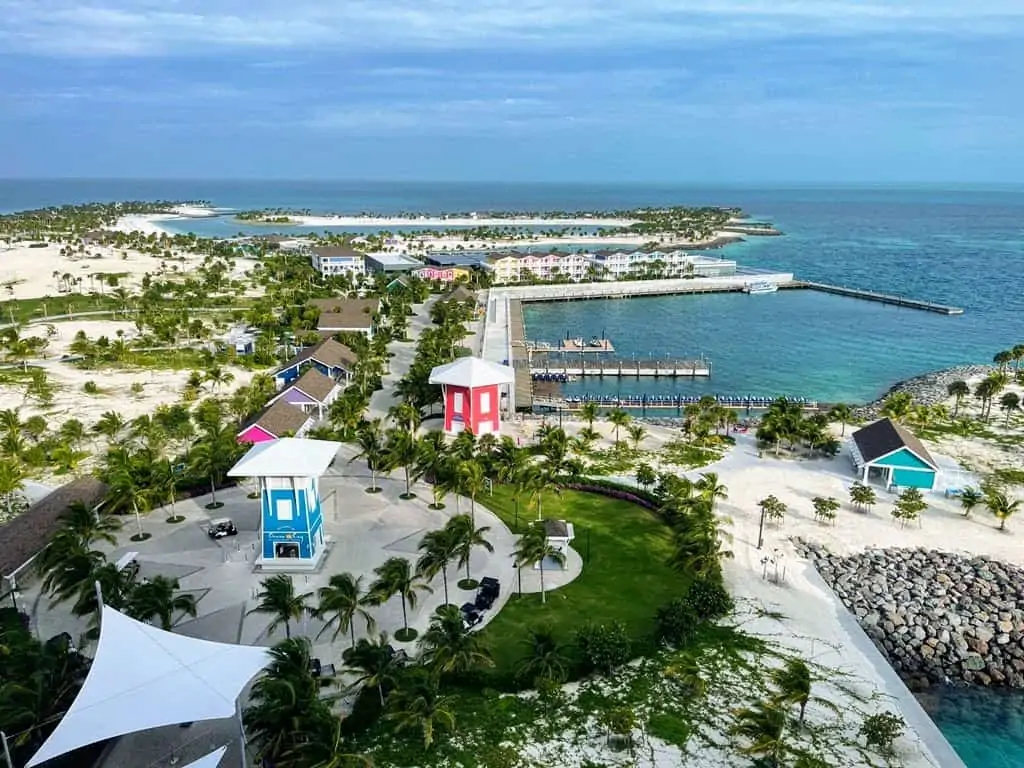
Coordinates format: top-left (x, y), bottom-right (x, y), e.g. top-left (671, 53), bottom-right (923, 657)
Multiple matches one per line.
top-left (289, 215), bottom-right (640, 227)
top-left (0, 242), bottom-right (209, 301)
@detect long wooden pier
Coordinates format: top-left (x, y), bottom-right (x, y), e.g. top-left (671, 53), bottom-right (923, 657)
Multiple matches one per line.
top-left (531, 359), bottom-right (711, 378)
top-left (533, 394), bottom-right (820, 411)
top-left (784, 281), bottom-right (963, 315)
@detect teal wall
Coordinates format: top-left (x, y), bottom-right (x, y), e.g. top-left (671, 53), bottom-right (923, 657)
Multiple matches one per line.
top-left (892, 468), bottom-right (936, 489)
top-left (873, 448), bottom-right (933, 471)
top-left (261, 484), bottom-right (322, 559)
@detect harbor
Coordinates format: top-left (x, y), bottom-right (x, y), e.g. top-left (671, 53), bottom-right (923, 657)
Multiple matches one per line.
top-left (530, 359), bottom-right (711, 378)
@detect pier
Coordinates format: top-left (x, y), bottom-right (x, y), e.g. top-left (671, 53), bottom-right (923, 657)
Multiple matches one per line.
top-left (532, 394), bottom-right (820, 412)
top-left (783, 281), bottom-right (963, 315)
top-left (527, 338), bottom-right (616, 353)
top-left (530, 359), bottom-right (711, 378)
top-left (507, 299), bottom-right (533, 410)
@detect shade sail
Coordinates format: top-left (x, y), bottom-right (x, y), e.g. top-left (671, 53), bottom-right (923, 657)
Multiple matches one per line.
top-left (183, 746), bottom-right (228, 768)
top-left (429, 356), bottom-right (514, 388)
top-left (27, 607), bottom-right (269, 767)
top-left (227, 437), bottom-right (340, 478)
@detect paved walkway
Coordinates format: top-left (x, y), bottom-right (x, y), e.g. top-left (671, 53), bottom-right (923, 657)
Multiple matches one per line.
top-left (367, 296), bottom-right (438, 420)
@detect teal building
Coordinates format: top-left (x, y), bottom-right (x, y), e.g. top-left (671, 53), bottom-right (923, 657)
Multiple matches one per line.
top-left (849, 418), bottom-right (939, 490)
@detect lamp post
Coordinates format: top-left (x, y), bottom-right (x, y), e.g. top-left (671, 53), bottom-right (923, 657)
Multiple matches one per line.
top-left (757, 505), bottom-right (766, 550)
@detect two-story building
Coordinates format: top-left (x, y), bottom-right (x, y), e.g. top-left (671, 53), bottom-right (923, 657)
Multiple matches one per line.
top-left (309, 245), bottom-right (366, 279)
top-left (310, 297), bottom-right (380, 338)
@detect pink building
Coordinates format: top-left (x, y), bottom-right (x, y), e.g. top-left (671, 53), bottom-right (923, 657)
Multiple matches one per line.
top-left (237, 400), bottom-right (313, 444)
top-left (428, 357), bottom-right (515, 435)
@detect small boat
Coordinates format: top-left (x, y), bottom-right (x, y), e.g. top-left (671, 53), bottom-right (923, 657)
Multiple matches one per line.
top-left (744, 281), bottom-right (779, 295)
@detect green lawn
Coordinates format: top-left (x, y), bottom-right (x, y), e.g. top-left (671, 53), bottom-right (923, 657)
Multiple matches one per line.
top-left (478, 486), bottom-right (687, 684)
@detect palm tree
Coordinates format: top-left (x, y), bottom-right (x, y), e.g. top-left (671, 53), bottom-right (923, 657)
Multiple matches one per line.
top-left (188, 418), bottom-right (239, 509)
top-left (511, 524), bottom-right (565, 604)
top-left (416, 432), bottom-right (451, 509)
top-left (959, 486), bottom-right (984, 518)
top-left (248, 574), bottom-right (313, 639)
top-left (315, 572), bottom-right (376, 647)
top-left (849, 482), bottom-right (877, 513)
top-left (579, 401), bottom-right (599, 430)
top-left (106, 449), bottom-right (152, 541)
top-left (985, 488), bottom-right (1022, 531)
top-left (385, 426), bottom-right (422, 500)
top-left (388, 400), bottom-right (422, 434)
top-left (1000, 392), bottom-right (1021, 426)
top-left (418, 604), bottom-right (494, 675)
top-left (994, 350), bottom-right (1014, 372)
top-left (204, 365), bottom-right (235, 391)
top-left (342, 632), bottom-right (401, 706)
top-left (731, 699), bottom-right (787, 766)
top-left (772, 659), bottom-right (812, 725)
top-left (608, 407), bottom-right (631, 447)
top-left (516, 626), bottom-right (570, 686)
top-left (124, 575), bottom-right (198, 630)
top-left (385, 668), bottom-right (456, 750)
top-left (879, 392), bottom-right (913, 424)
top-left (416, 527), bottom-right (460, 606)
top-left (521, 464), bottom-right (560, 522)
top-left (350, 418), bottom-right (387, 493)
top-left (828, 403), bottom-right (853, 436)
top-left (696, 471), bottom-right (728, 511)
top-left (368, 557), bottom-right (433, 641)
top-left (457, 459), bottom-right (487, 527)
top-left (626, 423), bottom-right (647, 451)
top-left (947, 380), bottom-right (970, 418)
top-left (447, 514), bottom-right (494, 589)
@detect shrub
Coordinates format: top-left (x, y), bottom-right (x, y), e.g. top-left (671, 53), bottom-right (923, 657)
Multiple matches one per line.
top-left (575, 621), bottom-right (631, 674)
top-left (859, 711), bottom-right (904, 757)
top-left (655, 598), bottom-right (700, 646)
top-left (82, 380), bottom-right (99, 394)
top-left (683, 577), bottom-right (733, 620)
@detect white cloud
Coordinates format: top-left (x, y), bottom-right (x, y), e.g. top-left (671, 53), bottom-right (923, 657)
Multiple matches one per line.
top-left (1, 0), bottom-right (1022, 57)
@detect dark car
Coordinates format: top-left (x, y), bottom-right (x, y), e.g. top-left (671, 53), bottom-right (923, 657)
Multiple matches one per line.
top-left (207, 519), bottom-right (238, 538)
top-left (460, 602), bottom-right (482, 627)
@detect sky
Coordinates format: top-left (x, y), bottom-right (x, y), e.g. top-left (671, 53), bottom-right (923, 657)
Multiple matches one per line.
top-left (1, 1), bottom-right (1023, 182)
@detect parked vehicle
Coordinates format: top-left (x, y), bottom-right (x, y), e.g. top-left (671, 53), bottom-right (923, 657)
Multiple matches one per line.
top-left (207, 519), bottom-right (238, 539)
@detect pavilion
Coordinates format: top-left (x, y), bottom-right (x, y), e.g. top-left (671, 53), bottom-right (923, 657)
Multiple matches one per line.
top-left (227, 437), bottom-right (341, 570)
top-left (428, 356), bottom-right (515, 435)
top-left (25, 606), bottom-right (268, 768)
top-left (849, 417), bottom-right (939, 491)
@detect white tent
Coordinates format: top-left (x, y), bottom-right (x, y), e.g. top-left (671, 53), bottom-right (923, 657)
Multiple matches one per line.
top-left (227, 437), bottom-right (340, 479)
top-left (27, 607), bottom-right (269, 767)
top-left (183, 746), bottom-right (228, 768)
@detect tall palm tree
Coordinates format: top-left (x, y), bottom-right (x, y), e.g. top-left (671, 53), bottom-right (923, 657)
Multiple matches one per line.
top-left (947, 380), bottom-right (970, 418)
top-left (626, 423), bottom-right (647, 451)
top-left (416, 432), bottom-right (451, 509)
top-left (1000, 391), bottom-right (1021, 426)
top-left (731, 699), bottom-right (787, 766)
top-left (188, 418), bottom-right (239, 509)
top-left (418, 604), bottom-right (494, 675)
top-left (457, 459), bottom-right (487, 527)
top-left (447, 514), bottom-right (494, 586)
top-left (608, 407), bottom-right (631, 447)
top-left (350, 418), bottom-right (387, 493)
top-left (249, 574), bottom-right (313, 639)
top-left (0, 460), bottom-right (26, 520)
top-left (315, 572), bottom-right (377, 647)
top-left (342, 632), bottom-right (401, 706)
top-left (521, 464), bottom-right (560, 521)
top-left (511, 524), bottom-right (565, 604)
top-left (385, 668), bottom-right (456, 750)
top-left (106, 449), bottom-right (152, 541)
top-left (516, 626), bottom-right (570, 686)
top-left (368, 557), bottom-right (433, 640)
top-left (827, 403), bottom-right (853, 436)
top-left (771, 659), bottom-right (812, 725)
top-left (696, 472), bottom-right (728, 511)
top-left (579, 401), bottom-right (599, 431)
top-left (37, 537), bottom-right (106, 606)
top-left (416, 527), bottom-right (460, 606)
top-left (124, 575), bottom-right (198, 630)
top-left (388, 401), bottom-right (422, 434)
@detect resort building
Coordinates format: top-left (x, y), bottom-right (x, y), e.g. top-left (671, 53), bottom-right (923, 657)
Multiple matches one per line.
top-left (482, 251), bottom-right (593, 284)
top-left (267, 368), bottom-right (341, 420)
top-left (480, 249), bottom-right (737, 284)
top-left (237, 400), bottom-right (313, 444)
top-left (274, 337), bottom-right (358, 387)
top-left (412, 265), bottom-right (472, 283)
top-left (428, 356), bottom-right (515, 435)
top-left (310, 297), bottom-right (380, 337)
top-left (309, 245), bottom-right (366, 278)
top-left (227, 438), bottom-right (340, 570)
top-left (364, 252), bottom-right (423, 274)
top-left (849, 418), bottom-right (939, 491)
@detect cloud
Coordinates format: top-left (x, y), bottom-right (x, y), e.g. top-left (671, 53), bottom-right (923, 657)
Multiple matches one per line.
top-left (2, 0), bottom-right (1023, 57)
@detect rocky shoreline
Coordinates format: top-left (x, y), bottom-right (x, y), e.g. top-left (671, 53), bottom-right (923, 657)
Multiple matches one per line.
top-left (795, 540), bottom-right (1024, 690)
top-left (854, 364), bottom-right (996, 419)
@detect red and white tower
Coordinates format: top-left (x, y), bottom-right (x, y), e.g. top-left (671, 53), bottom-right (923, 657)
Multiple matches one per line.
top-left (428, 357), bottom-right (515, 435)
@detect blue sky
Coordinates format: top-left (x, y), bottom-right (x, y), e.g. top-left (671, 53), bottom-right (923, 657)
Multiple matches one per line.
top-left (1, 1), bottom-right (1023, 182)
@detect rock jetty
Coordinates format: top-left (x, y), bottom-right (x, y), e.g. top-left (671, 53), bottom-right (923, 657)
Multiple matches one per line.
top-left (795, 540), bottom-right (1024, 690)
top-left (854, 364), bottom-right (995, 419)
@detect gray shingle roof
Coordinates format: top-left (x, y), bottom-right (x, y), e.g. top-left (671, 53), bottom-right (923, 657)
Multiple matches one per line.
top-left (852, 417), bottom-right (937, 469)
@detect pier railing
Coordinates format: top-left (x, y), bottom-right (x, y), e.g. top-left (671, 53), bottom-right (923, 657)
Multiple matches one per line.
top-left (530, 359), bottom-right (711, 378)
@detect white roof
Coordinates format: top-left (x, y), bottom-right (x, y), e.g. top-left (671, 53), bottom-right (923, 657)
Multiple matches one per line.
top-left (227, 437), bottom-right (340, 478)
top-left (27, 607), bottom-right (269, 767)
top-left (183, 746), bottom-right (228, 768)
top-left (429, 356), bottom-right (515, 388)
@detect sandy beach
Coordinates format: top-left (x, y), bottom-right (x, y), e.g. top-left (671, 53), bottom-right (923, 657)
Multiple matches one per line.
top-left (284, 214), bottom-right (640, 227)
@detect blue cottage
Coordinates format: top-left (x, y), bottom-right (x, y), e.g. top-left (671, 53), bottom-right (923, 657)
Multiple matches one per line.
top-left (273, 337), bottom-right (359, 388)
top-left (849, 418), bottom-right (939, 491)
top-left (227, 437), bottom-right (341, 570)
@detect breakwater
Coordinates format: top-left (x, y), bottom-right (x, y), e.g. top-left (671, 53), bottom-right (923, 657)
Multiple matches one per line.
top-left (796, 541), bottom-right (1024, 690)
top-left (783, 281), bottom-right (964, 315)
top-left (854, 364), bottom-right (996, 418)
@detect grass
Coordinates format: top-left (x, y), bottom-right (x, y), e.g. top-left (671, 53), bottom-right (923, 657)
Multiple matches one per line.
top-left (3, 294), bottom-right (121, 324)
top-left (661, 438), bottom-right (728, 468)
top-left (477, 486), bottom-right (686, 682)
top-left (993, 468), bottom-right (1024, 486)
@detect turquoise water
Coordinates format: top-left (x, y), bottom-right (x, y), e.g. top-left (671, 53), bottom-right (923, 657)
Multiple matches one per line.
top-left (2, 180), bottom-right (1024, 765)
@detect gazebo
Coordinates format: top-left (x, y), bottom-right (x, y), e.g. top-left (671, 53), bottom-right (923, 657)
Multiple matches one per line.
top-left (227, 437), bottom-right (341, 570)
top-left (26, 606), bottom-right (268, 768)
top-left (428, 356), bottom-right (515, 436)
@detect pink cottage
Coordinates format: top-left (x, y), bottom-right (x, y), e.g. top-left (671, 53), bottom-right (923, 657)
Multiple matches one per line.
top-left (428, 357), bottom-right (515, 435)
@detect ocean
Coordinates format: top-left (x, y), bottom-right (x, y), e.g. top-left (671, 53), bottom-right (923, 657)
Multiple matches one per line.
top-left (2, 179), bottom-right (1023, 765)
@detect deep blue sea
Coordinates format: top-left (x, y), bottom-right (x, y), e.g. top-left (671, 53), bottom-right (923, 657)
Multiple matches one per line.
top-left (1, 179), bottom-right (1023, 766)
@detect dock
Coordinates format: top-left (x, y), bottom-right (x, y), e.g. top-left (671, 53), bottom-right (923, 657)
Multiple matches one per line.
top-left (507, 299), bottom-right (533, 410)
top-left (784, 281), bottom-right (963, 315)
top-left (527, 338), bottom-right (616, 353)
top-left (531, 359), bottom-right (710, 378)
top-left (532, 394), bottom-right (820, 412)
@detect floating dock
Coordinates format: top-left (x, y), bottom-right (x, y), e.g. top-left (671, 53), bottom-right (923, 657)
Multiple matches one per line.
top-left (527, 338), bottom-right (616, 353)
top-left (533, 394), bottom-right (820, 411)
top-left (531, 359), bottom-right (710, 378)
top-left (781, 281), bottom-right (963, 315)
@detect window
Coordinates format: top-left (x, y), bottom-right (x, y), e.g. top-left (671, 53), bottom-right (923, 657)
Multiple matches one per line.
top-left (453, 391), bottom-right (464, 411)
top-left (479, 391), bottom-right (491, 413)
top-left (275, 498), bottom-right (294, 521)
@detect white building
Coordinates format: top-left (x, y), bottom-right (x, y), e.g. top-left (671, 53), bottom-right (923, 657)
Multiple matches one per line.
top-left (481, 248), bottom-right (737, 285)
top-left (309, 245), bottom-right (366, 278)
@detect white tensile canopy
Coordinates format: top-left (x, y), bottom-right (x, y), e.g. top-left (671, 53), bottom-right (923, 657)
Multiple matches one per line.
top-left (182, 746), bottom-right (228, 768)
top-left (429, 356), bottom-right (515, 388)
top-left (27, 607), bottom-right (269, 767)
top-left (227, 436), bottom-right (341, 479)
